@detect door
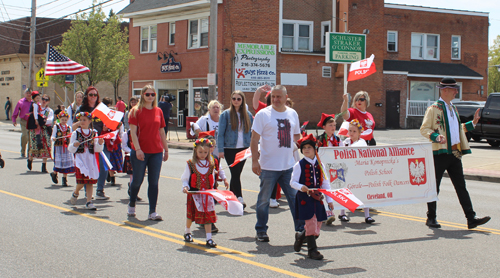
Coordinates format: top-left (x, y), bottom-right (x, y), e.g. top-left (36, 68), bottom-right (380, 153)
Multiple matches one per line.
top-left (386, 90), bottom-right (400, 129)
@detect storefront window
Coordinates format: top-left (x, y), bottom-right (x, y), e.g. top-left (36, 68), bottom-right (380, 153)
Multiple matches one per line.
top-left (410, 81), bottom-right (462, 101)
top-left (193, 88), bottom-right (209, 117)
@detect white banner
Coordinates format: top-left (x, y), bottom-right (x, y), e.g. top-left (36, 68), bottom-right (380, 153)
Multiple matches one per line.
top-left (318, 143), bottom-right (438, 209)
top-left (234, 42), bottom-right (276, 92)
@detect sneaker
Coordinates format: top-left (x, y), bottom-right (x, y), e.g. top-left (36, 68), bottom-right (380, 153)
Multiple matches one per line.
top-left (127, 205), bottom-right (136, 217)
top-left (256, 232), bottom-right (269, 242)
top-left (95, 190), bottom-right (110, 200)
top-left (85, 202), bottom-right (97, 210)
top-left (269, 199), bottom-right (280, 208)
top-left (148, 212), bottom-right (163, 221)
top-left (70, 193), bottom-right (78, 205)
top-left (326, 215), bottom-right (336, 226)
top-left (238, 197), bottom-right (247, 209)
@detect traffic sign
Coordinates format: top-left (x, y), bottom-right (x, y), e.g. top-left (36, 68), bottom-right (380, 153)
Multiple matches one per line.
top-left (37, 81), bottom-right (48, 87)
top-left (325, 33), bottom-right (366, 63)
top-left (36, 68), bottom-right (50, 81)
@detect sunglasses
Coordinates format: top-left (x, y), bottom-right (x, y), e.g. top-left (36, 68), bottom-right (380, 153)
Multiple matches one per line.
top-left (357, 98), bottom-right (366, 102)
top-left (144, 93), bottom-right (156, 97)
top-left (88, 93), bottom-right (98, 97)
top-left (42, 98), bottom-right (49, 101)
top-left (232, 97), bottom-right (242, 101)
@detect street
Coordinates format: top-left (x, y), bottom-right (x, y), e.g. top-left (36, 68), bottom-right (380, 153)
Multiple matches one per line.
top-left (1, 128), bottom-right (500, 277)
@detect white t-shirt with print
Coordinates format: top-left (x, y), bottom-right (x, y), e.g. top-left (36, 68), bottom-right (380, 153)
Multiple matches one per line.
top-left (252, 106), bottom-right (300, 171)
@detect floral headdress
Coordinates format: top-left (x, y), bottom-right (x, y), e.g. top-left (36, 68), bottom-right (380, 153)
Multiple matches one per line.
top-left (76, 112), bottom-right (92, 120)
top-left (193, 138), bottom-right (213, 148)
top-left (58, 111), bottom-right (69, 118)
top-left (350, 119), bottom-right (364, 131)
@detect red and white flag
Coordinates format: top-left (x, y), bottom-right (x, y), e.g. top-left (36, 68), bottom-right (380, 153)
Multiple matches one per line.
top-left (45, 44), bottom-right (90, 76)
top-left (347, 54), bottom-right (376, 82)
top-left (97, 130), bottom-right (119, 140)
top-left (337, 121), bottom-right (373, 141)
top-left (317, 188), bottom-right (363, 212)
top-left (91, 103), bottom-right (124, 131)
top-left (230, 148), bottom-right (252, 167)
top-left (194, 190), bottom-right (244, 216)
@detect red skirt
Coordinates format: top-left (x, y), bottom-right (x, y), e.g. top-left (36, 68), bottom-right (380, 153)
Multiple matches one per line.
top-left (75, 168), bottom-right (97, 184)
top-left (186, 194), bottom-right (217, 225)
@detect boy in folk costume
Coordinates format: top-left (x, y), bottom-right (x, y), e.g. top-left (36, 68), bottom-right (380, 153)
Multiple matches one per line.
top-left (68, 112), bottom-right (104, 210)
top-left (102, 124), bottom-right (124, 185)
top-left (292, 134), bottom-right (334, 260)
top-left (50, 111), bottom-right (75, 186)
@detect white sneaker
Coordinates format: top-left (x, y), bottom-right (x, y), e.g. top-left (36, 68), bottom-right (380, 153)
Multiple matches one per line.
top-left (85, 202), bottom-right (97, 210)
top-left (127, 205), bottom-right (136, 216)
top-left (238, 197), bottom-right (247, 209)
top-left (148, 212), bottom-right (163, 221)
top-left (70, 193), bottom-right (78, 205)
top-left (269, 199), bottom-right (280, 208)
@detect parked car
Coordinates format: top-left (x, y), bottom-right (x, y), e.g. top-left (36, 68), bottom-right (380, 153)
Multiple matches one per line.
top-left (455, 93), bottom-right (500, 147)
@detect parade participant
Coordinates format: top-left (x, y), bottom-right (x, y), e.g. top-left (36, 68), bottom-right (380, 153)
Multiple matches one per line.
top-left (100, 97), bottom-right (123, 186)
top-left (12, 89), bottom-right (33, 157)
top-left (26, 92), bottom-right (52, 172)
top-left (54, 105), bottom-right (62, 118)
top-left (251, 85), bottom-right (304, 242)
top-left (123, 97), bottom-right (138, 130)
top-left (218, 91), bottom-right (253, 208)
top-left (341, 91), bottom-right (376, 145)
top-left (5, 97), bottom-right (11, 120)
top-left (420, 77), bottom-right (490, 229)
top-left (291, 134), bottom-right (333, 260)
top-left (0, 151), bottom-right (4, 168)
top-left (68, 112), bottom-right (104, 210)
top-left (115, 96), bottom-right (126, 113)
top-left (252, 84), bottom-right (272, 113)
top-left (191, 100), bottom-right (222, 156)
top-left (127, 85), bottom-right (169, 220)
top-left (50, 111), bottom-right (75, 186)
top-left (66, 91), bottom-right (84, 127)
top-left (181, 138), bottom-right (218, 247)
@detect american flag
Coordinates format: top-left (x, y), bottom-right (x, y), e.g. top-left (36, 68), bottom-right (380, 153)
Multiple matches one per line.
top-left (45, 44), bottom-right (90, 76)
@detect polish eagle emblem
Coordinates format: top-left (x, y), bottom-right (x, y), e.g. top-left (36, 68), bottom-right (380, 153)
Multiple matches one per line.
top-left (408, 158), bottom-right (426, 186)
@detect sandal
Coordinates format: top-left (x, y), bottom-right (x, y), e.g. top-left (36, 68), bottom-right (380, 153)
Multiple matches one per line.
top-left (206, 239), bottom-right (217, 248)
top-left (339, 215), bottom-right (350, 222)
top-left (184, 233), bottom-right (193, 242)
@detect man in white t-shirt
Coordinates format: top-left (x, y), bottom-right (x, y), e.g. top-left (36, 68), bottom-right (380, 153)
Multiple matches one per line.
top-left (251, 85), bottom-right (304, 242)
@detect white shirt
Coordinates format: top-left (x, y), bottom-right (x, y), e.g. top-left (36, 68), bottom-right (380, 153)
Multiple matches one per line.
top-left (343, 138), bottom-right (367, 147)
top-left (252, 106), bottom-right (300, 171)
top-left (191, 114), bottom-right (219, 155)
top-left (290, 157), bottom-right (333, 203)
top-left (180, 159), bottom-right (226, 190)
top-left (440, 98), bottom-right (461, 146)
top-left (51, 123), bottom-right (72, 140)
top-left (68, 128), bottom-right (104, 179)
top-left (235, 112), bottom-right (244, 148)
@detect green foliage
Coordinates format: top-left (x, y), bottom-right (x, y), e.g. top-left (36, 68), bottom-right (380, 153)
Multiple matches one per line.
top-left (489, 35), bottom-right (500, 94)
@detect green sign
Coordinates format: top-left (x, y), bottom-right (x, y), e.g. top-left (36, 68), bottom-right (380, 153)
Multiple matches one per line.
top-left (325, 33), bottom-right (366, 63)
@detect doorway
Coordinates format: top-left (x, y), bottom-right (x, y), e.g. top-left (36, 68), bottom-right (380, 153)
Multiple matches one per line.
top-left (386, 90), bottom-right (400, 129)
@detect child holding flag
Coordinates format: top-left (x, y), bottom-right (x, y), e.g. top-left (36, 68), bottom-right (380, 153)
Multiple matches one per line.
top-left (68, 112), bottom-right (104, 210)
top-left (50, 111), bottom-right (75, 186)
top-left (291, 134), bottom-right (334, 260)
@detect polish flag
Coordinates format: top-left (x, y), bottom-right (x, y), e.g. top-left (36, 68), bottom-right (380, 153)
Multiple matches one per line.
top-left (194, 190), bottom-right (244, 216)
top-left (230, 148), bottom-right (252, 167)
top-left (91, 103), bottom-right (124, 131)
top-left (337, 121), bottom-right (373, 141)
top-left (97, 130), bottom-right (119, 140)
top-left (347, 54), bottom-right (376, 82)
top-left (317, 188), bottom-right (363, 212)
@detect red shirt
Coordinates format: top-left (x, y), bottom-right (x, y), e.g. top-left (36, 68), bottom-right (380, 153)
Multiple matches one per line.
top-left (347, 108), bottom-right (375, 140)
top-left (254, 101), bottom-right (267, 113)
top-left (128, 107), bottom-right (166, 153)
top-left (115, 100), bottom-right (126, 113)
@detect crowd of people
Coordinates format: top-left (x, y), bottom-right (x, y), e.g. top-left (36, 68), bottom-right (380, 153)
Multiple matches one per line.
top-left (5, 78), bottom-right (491, 260)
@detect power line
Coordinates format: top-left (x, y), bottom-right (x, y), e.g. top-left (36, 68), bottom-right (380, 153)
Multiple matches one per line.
top-left (38, 0), bottom-right (76, 16)
top-left (1, 0), bottom-right (12, 21)
top-left (37, 0), bottom-right (63, 9)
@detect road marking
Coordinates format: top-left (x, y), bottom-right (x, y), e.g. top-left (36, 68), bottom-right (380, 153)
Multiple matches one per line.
top-left (0, 149), bottom-right (21, 154)
top-left (0, 189), bottom-right (310, 278)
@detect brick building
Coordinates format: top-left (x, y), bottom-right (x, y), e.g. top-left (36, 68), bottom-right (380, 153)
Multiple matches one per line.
top-left (119, 0), bottom-right (489, 129)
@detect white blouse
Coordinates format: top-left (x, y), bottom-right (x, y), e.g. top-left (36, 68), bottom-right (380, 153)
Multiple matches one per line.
top-left (290, 156), bottom-right (333, 203)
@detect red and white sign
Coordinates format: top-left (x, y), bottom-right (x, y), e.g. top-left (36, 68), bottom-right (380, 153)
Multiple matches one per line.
top-left (194, 190), bottom-right (244, 216)
top-left (317, 188), bottom-right (363, 212)
top-left (337, 121), bottom-right (373, 141)
top-left (347, 54), bottom-right (376, 82)
top-left (91, 103), bottom-right (124, 131)
top-left (408, 158), bottom-right (426, 186)
top-left (230, 148), bottom-right (252, 167)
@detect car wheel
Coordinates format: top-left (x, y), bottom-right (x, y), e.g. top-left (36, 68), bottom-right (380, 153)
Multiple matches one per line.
top-left (472, 135), bottom-right (481, 142)
top-left (487, 140), bottom-right (500, 147)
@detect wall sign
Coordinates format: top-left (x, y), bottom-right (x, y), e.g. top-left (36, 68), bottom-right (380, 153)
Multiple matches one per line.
top-left (161, 55), bottom-right (182, 73)
top-left (325, 33), bottom-right (366, 63)
top-left (234, 42), bottom-right (276, 92)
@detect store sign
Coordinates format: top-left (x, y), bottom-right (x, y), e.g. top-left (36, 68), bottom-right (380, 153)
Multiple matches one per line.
top-left (161, 56), bottom-right (182, 73)
top-left (234, 42), bottom-right (276, 92)
top-left (325, 33), bottom-right (366, 63)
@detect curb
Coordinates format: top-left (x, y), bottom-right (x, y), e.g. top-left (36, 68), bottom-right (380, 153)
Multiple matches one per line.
top-left (168, 143), bottom-right (194, 151)
top-left (443, 172), bottom-right (500, 183)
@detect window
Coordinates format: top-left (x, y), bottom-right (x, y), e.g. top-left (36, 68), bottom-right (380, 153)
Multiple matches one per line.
top-left (321, 21), bottom-right (331, 48)
top-left (411, 33), bottom-right (439, 60)
top-left (387, 31), bottom-right (398, 52)
top-left (169, 22), bottom-right (176, 45)
top-left (409, 81), bottom-right (462, 101)
top-left (282, 20), bottom-right (313, 52)
top-left (141, 25), bottom-right (157, 53)
top-left (188, 18), bottom-right (209, 49)
top-left (451, 35), bottom-right (461, 60)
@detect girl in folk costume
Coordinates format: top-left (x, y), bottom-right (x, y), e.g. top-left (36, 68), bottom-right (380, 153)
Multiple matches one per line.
top-left (338, 119), bottom-right (375, 224)
top-left (26, 92), bottom-right (53, 172)
top-left (121, 129), bottom-right (143, 201)
top-left (68, 112), bottom-right (104, 210)
top-left (50, 111), bottom-right (75, 186)
top-left (292, 134), bottom-right (334, 260)
top-left (102, 124), bottom-right (124, 185)
top-left (181, 138), bottom-right (220, 248)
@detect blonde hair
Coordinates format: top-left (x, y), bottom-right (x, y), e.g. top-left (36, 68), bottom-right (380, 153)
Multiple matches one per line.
top-left (229, 90), bottom-right (251, 133)
top-left (191, 141), bottom-right (214, 166)
top-left (72, 91), bottom-right (84, 112)
top-left (131, 85), bottom-right (157, 117)
top-left (286, 98), bottom-right (294, 108)
top-left (207, 100), bottom-right (223, 116)
top-left (351, 91), bottom-right (370, 108)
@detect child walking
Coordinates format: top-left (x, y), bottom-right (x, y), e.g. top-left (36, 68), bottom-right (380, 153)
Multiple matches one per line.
top-left (50, 111), bottom-right (75, 186)
top-left (338, 119), bottom-right (375, 224)
top-left (292, 134), bottom-right (334, 260)
top-left (68, 112), bottom-right (104, 210)
top-left (181, 138), bottom-right (219, 248)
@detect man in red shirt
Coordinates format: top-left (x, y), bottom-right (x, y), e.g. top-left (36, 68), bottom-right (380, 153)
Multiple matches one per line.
top-left (115, 96), bottom-right (126, 113)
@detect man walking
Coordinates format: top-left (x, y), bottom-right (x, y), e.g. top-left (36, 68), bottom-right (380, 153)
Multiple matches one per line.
top-left (5, 97), bottom-right (11, 120)
top-left (251, 85), bottom-right (304, 242)
top-left (115, 96), bottom-right (126, 113)
top-left (12, 89), bottom-right (32, 157)
top-left (420, 77), bottom-right (490, 229)
top-left (158, 95), bottom-right (172, 134)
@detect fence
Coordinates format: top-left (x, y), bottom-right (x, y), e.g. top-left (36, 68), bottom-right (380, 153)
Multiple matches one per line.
top-left (406, 99), bottom-right (434, 117)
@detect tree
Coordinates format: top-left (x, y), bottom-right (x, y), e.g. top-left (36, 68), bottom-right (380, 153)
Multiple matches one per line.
top-left (489, 35), bottom-right (500, 94)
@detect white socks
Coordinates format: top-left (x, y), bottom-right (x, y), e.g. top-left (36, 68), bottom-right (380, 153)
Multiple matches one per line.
top-left (185, 227), bottom-right (191, 234)
top-left (206, 233), bottom-right (212, 240)
top-left (364, 208), bottom-right (370, 218)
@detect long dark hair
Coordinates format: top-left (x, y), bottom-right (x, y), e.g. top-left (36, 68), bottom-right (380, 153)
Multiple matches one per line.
top-left (229, 90), bottom-right (251, 133)
top-left (80, 86), bottom-right (100, 112)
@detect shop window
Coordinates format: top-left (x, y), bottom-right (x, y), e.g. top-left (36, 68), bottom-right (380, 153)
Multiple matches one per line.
top-left (188, 18), bottom-right (209, 49)
top-left (387, 31), bottom-right (398, 52)
top-left (321, 21), bottom-right (331, 48)
top-left (451, 35), bottom-right (461, 60)
top-left (193, 88), bottom-right (209, 117)
top-left (411, 33), bottom-right (439, 60)
top-left (409, 81), bottom-right (461, 101)
top-left (169, 22), bottom-right (175, 45)
top-left (282, 20), bottom-right (313, 52)
top-left (141, 25), bottom-right (157, 53)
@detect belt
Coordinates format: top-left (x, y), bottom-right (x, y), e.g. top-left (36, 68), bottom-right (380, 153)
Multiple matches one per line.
top-left (451, 144), bottom-right (459, 151)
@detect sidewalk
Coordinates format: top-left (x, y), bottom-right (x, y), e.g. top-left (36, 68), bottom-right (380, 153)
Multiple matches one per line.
top-left (2, 120), bottom-right (499, 183)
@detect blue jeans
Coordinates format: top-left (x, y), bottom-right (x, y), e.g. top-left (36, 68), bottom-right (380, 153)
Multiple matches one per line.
top-left (129, 150), bottom-right (163, 214)
top-left (96, 148), bottom-right (111, 191)
top-left (255, 168), bottom-right (305, 233)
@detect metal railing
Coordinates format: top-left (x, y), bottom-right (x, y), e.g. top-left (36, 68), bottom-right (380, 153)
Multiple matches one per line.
top-left (406, 99), bottom-right (434, 117)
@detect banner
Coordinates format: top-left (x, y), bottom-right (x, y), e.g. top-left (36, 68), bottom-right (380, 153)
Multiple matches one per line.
top-left (191, 190), bottom-right (244, 216)
top-left (318, 143), bottom-right (437, 209)
top-left (316, 188), bottom-right (363, 212)
top-left (347, 54), bottom-right (376, 81)
top-left (234, 43), bottom-right (276, 92)
top-left (91, 103), bottom-right (124, 131)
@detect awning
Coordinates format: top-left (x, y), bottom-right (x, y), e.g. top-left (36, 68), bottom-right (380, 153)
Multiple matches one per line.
top-left (383, 60), bottom-right (483, 80)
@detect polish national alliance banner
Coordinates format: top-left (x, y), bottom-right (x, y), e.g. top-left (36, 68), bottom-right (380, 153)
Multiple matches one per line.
top-left (318, 143), bottom-right (438, 210)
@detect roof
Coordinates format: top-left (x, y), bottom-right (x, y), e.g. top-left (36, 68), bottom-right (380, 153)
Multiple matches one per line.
top-left (385, 3), bottom-right (488, 17)
top-left (383, 60), bottom-right (483, 80)
top-left (117, 0), bottom-right (201, 15)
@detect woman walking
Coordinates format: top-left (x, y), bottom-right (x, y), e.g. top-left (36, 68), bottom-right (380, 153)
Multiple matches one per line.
top-left (66, 91), bottom-right (84, 127)
top-left (27, 92), bottom-right (53, 172)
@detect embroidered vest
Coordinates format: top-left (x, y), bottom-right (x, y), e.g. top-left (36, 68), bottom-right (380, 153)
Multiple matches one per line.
top-left (298, 159), bottom-right (322, 189)
top-left (75, 129), bottom-right (96, 154)
top-left (317, 133), bottom-right (340, 147)
top-left (187, 159), bottom-right (214, 191)
top-left (54, 124), bottom-right (71, 146)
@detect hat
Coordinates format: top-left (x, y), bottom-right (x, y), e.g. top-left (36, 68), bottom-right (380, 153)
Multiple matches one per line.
top-left (317, 113), bottom-right (336, 127)
top-left (297, 133), bottom-right (317, 152)
top-left (58, 111), bottom-right (69, 118)
top-left (31, 91), bottom-right (40, 97)
top-left (436, 78), bottom-right (460, 89)
top-left (75, 112), bottom-right (92, 119)
top-left (198, 130), bottom-right (215, 139)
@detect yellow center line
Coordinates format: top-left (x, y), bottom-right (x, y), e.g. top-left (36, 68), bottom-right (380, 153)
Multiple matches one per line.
top-left (0, 149), bottom-right (21, 154)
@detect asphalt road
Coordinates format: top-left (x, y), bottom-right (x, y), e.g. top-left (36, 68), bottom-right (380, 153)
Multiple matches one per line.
top-left (1, 129), bottom-right (499, 278)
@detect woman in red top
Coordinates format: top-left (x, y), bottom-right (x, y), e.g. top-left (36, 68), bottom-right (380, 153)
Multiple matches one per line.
top-left (127, 85), bottom-right (169, 220)
top-left (341, 91), bottom-right (376, 146)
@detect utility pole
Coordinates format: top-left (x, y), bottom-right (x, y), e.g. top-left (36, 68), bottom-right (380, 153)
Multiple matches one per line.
top-left (208, 0), bottom-right (217, 100)
top-left (28, 0), bottom-right (36, 90)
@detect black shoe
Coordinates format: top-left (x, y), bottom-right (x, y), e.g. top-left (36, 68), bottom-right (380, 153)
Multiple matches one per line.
top-left (62, 177), bottom-right (68, 187)
top-left (294, 231), bottom-right (306, 252)
top-left (41, 163), bottom-right (47, 173)
top-left (27, 159), bottom-right (32, 170)
top-left (306, 236), bottom-right (324, 260)
top-left (426, 218), bottom-right (441, 228)
top-left (211, 223), bottom-right (219, 233)
top-left (106, 172), bottom-right (111, 182)
top-left (50, 172), bottom-right (58, 184)
top-left (206, 239), bottom-right (217, 248)
top-left (256, 232), bottom-right (269, 242)
top-left (110, 176), bottom-right (116, 186)
top-left (0, 158), bottom-right (4, 168)
top-left (339, 215), bottom-right (350, 222)
top-left (365, 217), bottom-right (375, 224)
top-left (467, 216), bottom-right (491, 229)
top-left (184, 233), bottom-right (193, 242)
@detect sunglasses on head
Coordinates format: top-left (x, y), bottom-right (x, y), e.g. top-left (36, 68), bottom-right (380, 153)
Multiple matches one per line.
top-left (358, 98), bottom-right (366, 101)
top-left (42, 98), bottom-right (49, 101)
top-left (232, 97), bottom-right (242, 101)
top-left (88, 93), bottom-right (98, 97)
top-left (144, 93), bottom-right (156, 97)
